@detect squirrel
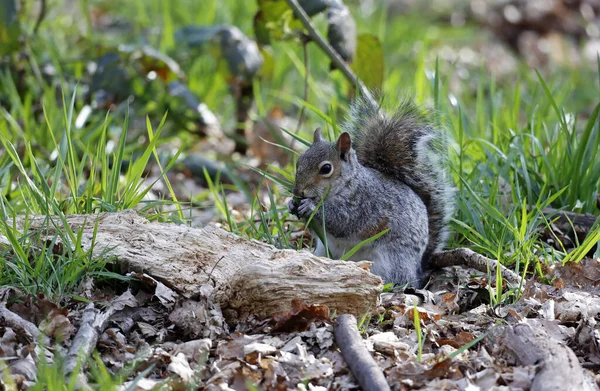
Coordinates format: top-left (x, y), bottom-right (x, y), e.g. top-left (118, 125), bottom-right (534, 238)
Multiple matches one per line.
top-left (288, 98), bottom-right (455, 287)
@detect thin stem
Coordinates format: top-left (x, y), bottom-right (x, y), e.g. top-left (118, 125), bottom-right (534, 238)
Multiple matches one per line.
top-left (286, 0), bottom-right (378, 109)
top-left (33, 0), bottom-right (47, 34)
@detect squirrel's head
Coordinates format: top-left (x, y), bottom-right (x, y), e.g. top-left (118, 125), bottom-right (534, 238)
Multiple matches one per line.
top-left (293, 127), bottom-right (355, 199)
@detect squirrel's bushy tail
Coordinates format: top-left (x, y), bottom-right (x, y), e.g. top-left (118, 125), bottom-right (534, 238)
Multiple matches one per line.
top-left (342, 97), bottom-right (455, 260)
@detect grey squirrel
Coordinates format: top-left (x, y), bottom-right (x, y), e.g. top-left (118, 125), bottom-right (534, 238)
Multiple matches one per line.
top-left (288, 98), bottom-right (455, 287)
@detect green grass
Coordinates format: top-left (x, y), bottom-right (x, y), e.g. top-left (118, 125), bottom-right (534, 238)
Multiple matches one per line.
top-left (0, 349), bottom-right (153, 391)
top-left (0, 85), bottom-right (183, 299)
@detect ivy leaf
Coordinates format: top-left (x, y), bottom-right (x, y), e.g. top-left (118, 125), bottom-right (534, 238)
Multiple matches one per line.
top-left (256, 0), bottom-right (342, 44)
top-left (0, 0), bottom-right (21, 56)
top-left (168, 81), bottom-right (220, 133)
top-left (352, 34), bottom-right (384, 90)
top-left (327, 2), bottom-right (356, 66)
top-left (90, 52), bottom-right (132, 106)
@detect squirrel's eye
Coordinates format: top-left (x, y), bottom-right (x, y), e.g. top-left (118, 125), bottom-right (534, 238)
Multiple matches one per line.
top-left (318, 162), bottom-right (333, 177)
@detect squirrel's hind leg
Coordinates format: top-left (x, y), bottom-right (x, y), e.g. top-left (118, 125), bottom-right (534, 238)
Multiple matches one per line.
top-left (370, 245), bottom-right (424, 288)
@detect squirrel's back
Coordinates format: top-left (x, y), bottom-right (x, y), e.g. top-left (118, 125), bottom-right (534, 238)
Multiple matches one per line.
top-left (341, 98), bottom-right (455, 262)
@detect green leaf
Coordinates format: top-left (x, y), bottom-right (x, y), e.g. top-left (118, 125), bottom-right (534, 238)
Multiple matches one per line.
top-left (444, 333), bottom-right (486, 360)
top-left (167, 81), bottom-right (220, 128)
top-left (257, 0), bottom-right (303, 41)
top-left (352, 34), bottom-right (384, 90)
top-left (120, 45), bottom-right (184, 81)
top-left (280, 126), bottom-right (311, 147)
top-left (253, 11), bottom-right (271, 45)
top-left (0, 0), bottom-right (21, 56)
top-left (258, 46), bottom-right (275, 81)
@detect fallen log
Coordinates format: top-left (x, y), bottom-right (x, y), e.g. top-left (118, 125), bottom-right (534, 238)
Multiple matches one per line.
top-left (7, 210), bottom-right (382, 319)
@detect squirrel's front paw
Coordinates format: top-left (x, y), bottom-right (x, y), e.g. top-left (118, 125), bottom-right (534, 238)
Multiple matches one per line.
top-left (297, 198), bottom-right (317, 218)
top-left (288, 198), bottom-right (300, 217)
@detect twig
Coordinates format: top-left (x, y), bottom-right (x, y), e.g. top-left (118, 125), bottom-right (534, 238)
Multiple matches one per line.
top-left (65, 303), bottom-right (100, 374)
top-left (0, 302), bottom-right (47, 344)
top-left (286, 0), bottom-right (378, 109)
top-left (65, 302), bottom-right (117, 374)
top-left (333, 314), bottom-right (391, 391)
top-left (431, 248), bottom-right (523, 286)
top-left (233, 83), bottom-right (253, 154)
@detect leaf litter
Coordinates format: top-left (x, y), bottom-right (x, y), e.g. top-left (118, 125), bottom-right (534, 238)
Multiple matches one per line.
top-left (1, 254), bottom-right (599, 390)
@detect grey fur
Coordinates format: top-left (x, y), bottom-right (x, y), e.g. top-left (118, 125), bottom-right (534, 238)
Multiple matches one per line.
top-left (289, 98), bottom-right (455, 287)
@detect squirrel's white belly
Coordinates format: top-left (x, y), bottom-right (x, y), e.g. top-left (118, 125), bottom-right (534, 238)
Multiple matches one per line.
top-left (314, 234), bottom-right (372, 262)
top-left (314, 234), bottom-right (395, 281)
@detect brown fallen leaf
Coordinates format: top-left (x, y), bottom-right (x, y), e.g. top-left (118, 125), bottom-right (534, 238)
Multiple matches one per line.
top-left (272, 299), bottom-right (330, 333)
top-left (551, 258), bottom-right (600, 294)
top-left (387, 358), bottom-right (462, 388)
top-left (440, 293), bottom-right (460, 314)
top-left (216, 333), bottom-right (265, 359)
top-left (406, 305), bottom-right (442, 325)
top-left (437, 331), bottom-right (475, 349)
top-left (38, 307), bottom-right (75, 342)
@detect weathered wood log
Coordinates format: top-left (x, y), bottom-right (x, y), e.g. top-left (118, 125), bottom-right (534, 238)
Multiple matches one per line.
top-left (6, 210), bottom-right (382, 319)
top-left (486, 322), bottom-right (598, 391)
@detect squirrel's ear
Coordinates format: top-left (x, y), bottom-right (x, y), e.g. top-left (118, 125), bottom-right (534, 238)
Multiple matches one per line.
top-left (336, 132), bottom-right (352, 160)
top-left (313, 127), bottom-right (323, 144)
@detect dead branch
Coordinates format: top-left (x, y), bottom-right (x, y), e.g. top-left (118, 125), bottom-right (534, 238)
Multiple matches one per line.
top-left (285, 0), bottom-right (377, 108)
top-left (542, 208), bottom-right (599, 231)
top-left (334, 314), bottom-right (391, 391)
top-left (65, 304), bottom-right (100, 374)
top-left (0, 303), bottom-right (47, 345)
top-left (431, 248), bottom-right (523, 286)
top-left (486, 322), bottom-right (598, 391)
